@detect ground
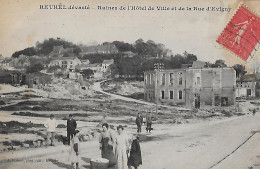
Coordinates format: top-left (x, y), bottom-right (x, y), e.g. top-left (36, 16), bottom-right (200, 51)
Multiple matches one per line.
top-left (0, 82), bottom-right (260, 169)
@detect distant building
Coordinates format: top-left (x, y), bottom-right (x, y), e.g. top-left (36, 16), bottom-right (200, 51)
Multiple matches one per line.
top-left (49, 57), bottom-right (81, 70)
top-left (76, 63), bottom-right (103, 79)
top-left (76, 63), bottom-right (102, 72)
top-left (0, 55), bottom-right (4, 62)
top-left (69, 71), bottom-right (83, 80)
top-left (49, 45), bottom-right (75, 58)
top-left (25, 72), bottom-right (53, 88)
top-left (0, 70), bottom-right (25, 85)
top-left (236, 74), bottom-right (256, 98)
top-left (80, 44), bottom-right (118, 55)
top-left (1, 58), bottom-right (12, 67)
top-left (144, 67), bottom-right (236, 108)
top-left (254, 72), bottom-right (260, 97)
top-left (81, 59), bottom-right (90, 65)
top-left (122, 51), bottom-right (136, 58)
top-left (192, 61), bottom-right (206, 69)
top-left (101, 59), bottom-right (114, 72)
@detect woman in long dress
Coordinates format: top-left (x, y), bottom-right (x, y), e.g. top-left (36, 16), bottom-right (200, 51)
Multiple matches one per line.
top-left (99, 123), bottom-right (116, 166)
top-left (69, 130), bottom-right (81, 169)
top-left (127, 135), bottom-right (142, 169)
top-left (115, 125), bottom-right (130, 169)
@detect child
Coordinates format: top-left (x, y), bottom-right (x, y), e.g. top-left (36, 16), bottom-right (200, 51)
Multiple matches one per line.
top-left (253, 109), bottom-right (256, 116)
top-left (69, 130), bottom-right (81, 169)
top-left (127, 135), bottom-right (142, 169)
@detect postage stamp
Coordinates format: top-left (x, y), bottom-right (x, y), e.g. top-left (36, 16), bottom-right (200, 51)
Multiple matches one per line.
top-left (217, 5), bottom-right (260, 61)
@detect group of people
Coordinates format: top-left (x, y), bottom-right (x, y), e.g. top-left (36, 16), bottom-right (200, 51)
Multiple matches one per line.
top-left (44, 114), bottom-right (77, 146)
top-left (135, 112), bottom-right (153, 133)
top-left (99, 123), bottom-right (142, 169)
top-left (43, 112), bottom-right (153, 169)
top-left (44, 114), bottom-right (80, 168)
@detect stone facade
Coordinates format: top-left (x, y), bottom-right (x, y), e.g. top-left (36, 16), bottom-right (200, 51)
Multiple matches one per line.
top-left (144, 67), bottom-right (236, 108)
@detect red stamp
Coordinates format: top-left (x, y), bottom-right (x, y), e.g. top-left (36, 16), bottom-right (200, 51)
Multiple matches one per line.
top-left (217, 5), bottom-right (260, 61)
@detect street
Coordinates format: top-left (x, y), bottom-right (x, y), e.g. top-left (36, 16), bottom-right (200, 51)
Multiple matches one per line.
top-left (0, 112), bottom-right (259, 169)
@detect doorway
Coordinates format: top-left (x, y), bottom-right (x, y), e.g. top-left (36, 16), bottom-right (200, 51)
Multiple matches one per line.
top-left (194, 94), bottom-right (200, 108)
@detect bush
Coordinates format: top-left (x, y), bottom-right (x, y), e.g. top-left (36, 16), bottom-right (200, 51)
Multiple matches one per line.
top-left (57, 124), bottom-right (66, 128)
top-left (221, 110), bottom-right (232, 117)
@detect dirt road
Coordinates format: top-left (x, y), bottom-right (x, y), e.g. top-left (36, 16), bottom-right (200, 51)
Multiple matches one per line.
top-left (1, 112), bottom-right (259, 169)
top-left (92, 81), bottom-right (191, 111)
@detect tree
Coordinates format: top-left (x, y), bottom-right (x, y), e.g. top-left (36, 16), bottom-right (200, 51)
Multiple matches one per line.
top-left (134, 39), bottom-right (146, 55)
top-left (186, 54), bottom-right (197, 64)
top-left (204, 62), bottom-right (213, 68)
top-left (36, 38), bottom-right (76, 55)
top-left (232, 64), bottom-right (247, 78)
top-left (11, 47), bottom-right (37, 58)
top-left (81, 69), bottom-right (94, 79)
top-left (73, 47), bottom-right (82, 56)
top-left (47, 65), bottom-right (60, 73)
top-left (212, 59), bottom-right (227, 68)
top-left (26, 63), bottom-right (44, 73)
top-left (112, 41), bottom-right (135, 52)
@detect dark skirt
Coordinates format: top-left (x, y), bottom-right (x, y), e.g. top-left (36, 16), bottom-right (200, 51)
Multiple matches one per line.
top-left (101, 137), bottom-right (116, 166)
top-left (128, 140), bottom-right (142, 167)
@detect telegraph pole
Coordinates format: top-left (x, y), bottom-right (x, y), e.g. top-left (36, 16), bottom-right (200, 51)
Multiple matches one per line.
top-left (154, 62), bottom-right (164, 118)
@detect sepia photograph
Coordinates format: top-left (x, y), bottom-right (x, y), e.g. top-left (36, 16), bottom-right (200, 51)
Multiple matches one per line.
top-left (0, 0), bottom-right (260, 168)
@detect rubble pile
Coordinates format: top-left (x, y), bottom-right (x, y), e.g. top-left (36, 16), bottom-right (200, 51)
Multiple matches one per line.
top-left (35, 78), bottom-right (97, 100)
top-left (103, 81), bottom-right (144, 96)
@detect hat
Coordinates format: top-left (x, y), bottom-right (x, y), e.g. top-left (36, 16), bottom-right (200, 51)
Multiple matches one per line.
top-left (117, 125), bottom-right (124, 130)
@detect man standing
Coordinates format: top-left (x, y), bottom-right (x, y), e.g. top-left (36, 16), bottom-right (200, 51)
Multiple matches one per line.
top-left (67, 114), bottom-right (77, 145)
top-left (146, 112), bottom-right (152, 133)
top-left (136, 113), bottom-right (143, 133)
top-left (44, 114), bottom-right (57, 146)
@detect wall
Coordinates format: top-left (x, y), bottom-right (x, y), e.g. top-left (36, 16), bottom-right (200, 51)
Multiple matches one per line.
top-left (144, 67), bottom-right (236, 108)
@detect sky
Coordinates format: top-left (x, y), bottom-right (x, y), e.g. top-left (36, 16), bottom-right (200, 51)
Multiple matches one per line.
top-left (0, 0), bottom-right (259, 71)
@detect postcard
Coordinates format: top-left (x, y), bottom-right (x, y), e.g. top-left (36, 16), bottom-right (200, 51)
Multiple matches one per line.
top-left (0, 0), bottom-right (260, 169)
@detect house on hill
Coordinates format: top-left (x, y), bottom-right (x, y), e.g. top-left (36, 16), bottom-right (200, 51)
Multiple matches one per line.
top-left (49, 57), bottom-right (81, 70)
top-left (49, 45), bottom-right (75, 58)
top-left (80, 44), bottom-right (118, 55)
top-left (1, 58), bottom-right (12, 67)
top-left (122, 51), bottom-right (136, 58)
top-left (75, 63), bottom-right (103, 79)
top-left (76, 63), bottom-right (102, 72)
top-left (81, 59), bottom-right (90, 65)
top-left (101, 59), bottom-right (114, 72)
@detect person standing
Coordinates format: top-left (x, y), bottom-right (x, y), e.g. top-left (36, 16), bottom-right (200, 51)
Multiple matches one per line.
top-left (135, 113), bottom-right (143, 133)
top-left (146, 112), bottom-right (152, 133)
top-left (99, 123), bottom-right (117, 167)
top-left (253, 108), bottom-right (256, 116)
top-left (128, 135), bottom-right (142, 169)
top-left (69, 130), bottom-right (81, 169)
top-left (115, 125), bottom-right (129, 169)
top-left (44, 114), bottom-right (57, 146)
top-left (67, 114), bottom-right (77, 145)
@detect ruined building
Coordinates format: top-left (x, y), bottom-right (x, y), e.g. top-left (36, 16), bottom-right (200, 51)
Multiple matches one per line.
top-left (144, 67), bottom-right (236, 108)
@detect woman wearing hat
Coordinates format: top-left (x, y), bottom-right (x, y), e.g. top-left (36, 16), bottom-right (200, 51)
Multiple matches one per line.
top-left (115, 125), bottom-right (129, 169)
top-left (99, 123), bottom-right (117, 167)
